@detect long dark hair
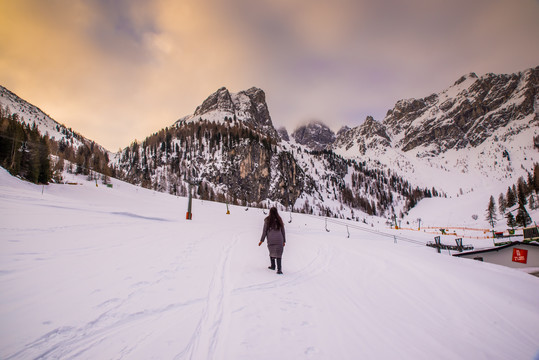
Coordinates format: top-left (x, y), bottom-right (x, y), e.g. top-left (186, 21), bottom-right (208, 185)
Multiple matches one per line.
top-left (266, 207), bottom-right (284, 230)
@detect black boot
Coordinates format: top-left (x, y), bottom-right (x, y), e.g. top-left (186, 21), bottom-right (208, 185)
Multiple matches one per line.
top-left (268, 257), bottom-right (276, 270)
top-left (276, 258), bottom-right (283, 274)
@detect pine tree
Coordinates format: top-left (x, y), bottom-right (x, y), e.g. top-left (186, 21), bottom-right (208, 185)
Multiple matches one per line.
top-left (506, 186), bottom-right (516, 207)
top-left (37, 136), bottom-right (51, 184)
top-left (533, 163), bottom-right (539, 192)
top-left (517, 178), bottom-right (528, 207)
top-left (498, 193), bottom-right (506, 215)
top-left (515, 179), bottom-right (531, 227)
top-left (529, 194), bottom-right (537, 210)
top-left (486, 195), bottom-right (497, 228)
top-left (506, 212), bottom-right (516, 229)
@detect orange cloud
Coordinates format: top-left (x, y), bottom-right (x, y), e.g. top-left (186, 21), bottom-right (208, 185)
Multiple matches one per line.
top-left (1, 0), bottom-right (538, 151)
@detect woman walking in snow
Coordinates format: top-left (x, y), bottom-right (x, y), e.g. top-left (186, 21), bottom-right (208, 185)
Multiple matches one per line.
top-left (259, 207), bottom-right (286, 274)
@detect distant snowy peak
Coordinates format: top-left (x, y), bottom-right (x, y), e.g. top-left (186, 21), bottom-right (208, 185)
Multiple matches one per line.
top-left (174, 87), bottom-right (278, 138)
top-left (331, 116), bottom-right (391, 155)
top-left (291, 121), bottom-right (336, 151)
top-left (383, 66), bottom-right (538, 154)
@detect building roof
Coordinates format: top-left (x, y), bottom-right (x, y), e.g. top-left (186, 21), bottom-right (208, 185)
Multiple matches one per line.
top-left (453, 241), bottom-right (539, 257)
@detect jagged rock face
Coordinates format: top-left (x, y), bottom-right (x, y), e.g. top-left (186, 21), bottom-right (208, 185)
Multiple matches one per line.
top-left (383, 67), bottom-right (539, 154)
top-left (209, 140), bottom-right (273, 203)
top-left (178, 87), bottom-right (278, 139)
top-left (383, 94), bottom-right (438, 138)
top-left (277, 127), bottom-right (290, 141)
top-left (211, 139), bottom-right (304, 206)
top-left (233, 87), bottom-right (276, 137)
top-left (291, 121), bottom-right (336, 151)
top-left (194, 87), bottom-right (234, 115)
top-left (332, 116), bottom-right (391, 155)
top-left (337, 126), bottom-right (351, 137)
top-left (188, 132), bottom-right (305, 206)
top-left (269, 151), bottom-right (305, 207)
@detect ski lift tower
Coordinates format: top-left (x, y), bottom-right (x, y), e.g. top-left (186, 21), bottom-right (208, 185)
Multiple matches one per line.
top-left (185, 177), bottom-right (200, 220)
top-left (185, 163), bottom-right (200, 220)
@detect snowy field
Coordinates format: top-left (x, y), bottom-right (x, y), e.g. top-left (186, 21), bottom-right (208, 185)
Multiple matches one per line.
top-left (1, 168), bottom-right (538, 360)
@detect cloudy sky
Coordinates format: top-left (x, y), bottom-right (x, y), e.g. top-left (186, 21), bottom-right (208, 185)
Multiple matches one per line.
top-left (1, 0), bottom-right (538, 151)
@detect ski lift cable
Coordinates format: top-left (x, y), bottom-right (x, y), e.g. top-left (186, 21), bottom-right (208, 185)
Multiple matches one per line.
top-left (306, 214), bottom-right (424, 246)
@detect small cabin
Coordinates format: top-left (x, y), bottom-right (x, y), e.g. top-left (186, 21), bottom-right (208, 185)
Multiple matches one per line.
top-left (454, 242), bottom-right (539, 275)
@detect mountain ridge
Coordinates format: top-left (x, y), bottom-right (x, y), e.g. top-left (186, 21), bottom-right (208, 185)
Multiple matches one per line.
top-left (1, 65), bottom-right (537, 220)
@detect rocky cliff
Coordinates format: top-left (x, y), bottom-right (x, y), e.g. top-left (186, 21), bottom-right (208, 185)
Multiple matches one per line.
top-left (382, 66), bottom-right (538, 155)
top-left (331, 116), bottom-right (391, 155)
top-left (176, 87), bottom-right (278, 139)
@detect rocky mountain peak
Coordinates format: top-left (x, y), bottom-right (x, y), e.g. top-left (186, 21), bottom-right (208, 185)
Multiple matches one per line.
top-left (337, 126), bottom-right (351, 137)
top-left (176, 86), bottom-right (277, 139)
top-left (331, 116), bottom-right (391, 155)
top-left (454, 72), bottom-right (478, 86)
top-left (291, 121), bottom-right (336, 151)
top-left (233, 87), bottom-right (274, 132)
top-left (194, 87), bottom-right (233, 116)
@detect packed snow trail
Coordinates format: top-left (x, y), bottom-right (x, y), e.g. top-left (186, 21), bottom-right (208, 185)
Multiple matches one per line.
top-left (1, 169), bottom-right (539, 359)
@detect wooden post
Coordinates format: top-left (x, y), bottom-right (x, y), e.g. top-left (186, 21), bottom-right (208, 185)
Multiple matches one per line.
top-left (186, 183), bottom-right (193, 220)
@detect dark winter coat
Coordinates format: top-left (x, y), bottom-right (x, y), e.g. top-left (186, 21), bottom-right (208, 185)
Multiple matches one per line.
top-left (260, 219), bottom-right (286, 258)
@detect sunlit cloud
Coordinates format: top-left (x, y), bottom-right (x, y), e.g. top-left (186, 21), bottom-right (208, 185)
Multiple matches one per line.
top-left (1, 0), bottom-right (538, 151)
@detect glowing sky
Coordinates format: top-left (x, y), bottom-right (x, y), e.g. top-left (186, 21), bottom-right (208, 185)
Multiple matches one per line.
top-left (1, 0), bottom-right (538, 151)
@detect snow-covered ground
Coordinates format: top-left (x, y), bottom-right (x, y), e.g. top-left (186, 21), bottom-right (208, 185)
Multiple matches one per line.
top-left (1, 168), bottom-right (538, 359)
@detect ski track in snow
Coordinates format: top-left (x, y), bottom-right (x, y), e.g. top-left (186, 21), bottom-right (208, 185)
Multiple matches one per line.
top-left (175, 234), bottom-right (237, 360)
top-left (3, 224), bottom-right (338, 360)
top-left (6, 246), bottom-right (206, 359)
top-left (175, 231), bottom-right (335, 360)
top-left (233, 241), bottom-right (334, 295)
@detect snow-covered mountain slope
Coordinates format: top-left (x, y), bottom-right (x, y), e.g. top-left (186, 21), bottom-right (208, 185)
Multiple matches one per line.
top-left (0, 85), bottom-right (112, 158)
top-left (1, 168), bottom-right (538, 359)
top-left (384, 68), bottom-right (537, 153)
top-left (332, 66), bottom-right (539, 196)
top-left (114, 87), bottom-right (437, 220)
top-left (2, 86), bottom-right (80, 148)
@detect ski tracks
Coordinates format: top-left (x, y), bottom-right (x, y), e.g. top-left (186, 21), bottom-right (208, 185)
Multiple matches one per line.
top-left (4, 238), bottom-right (205, 360)
top-left (6, 283), bottom-right (206, 360)
top-left (234, 238), bottom-right (334, 294)
top-left (5, 231), bottom-right (332, 359)
top-left (175, 235), bottom-right (238, 360)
